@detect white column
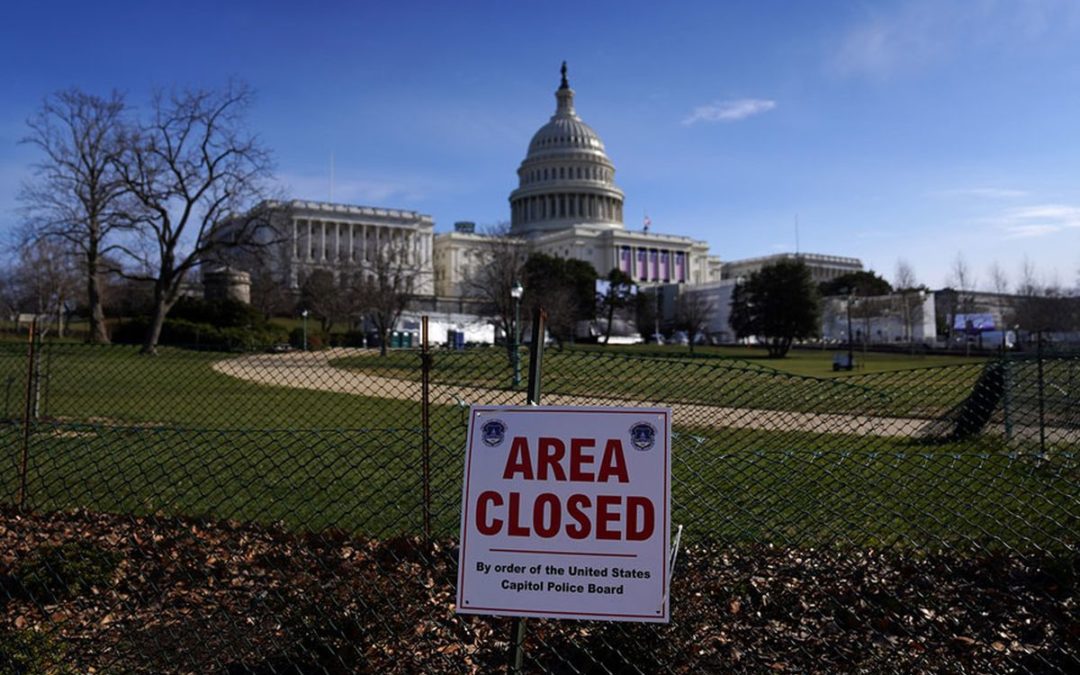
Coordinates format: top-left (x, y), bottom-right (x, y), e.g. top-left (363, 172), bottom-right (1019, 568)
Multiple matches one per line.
top-left (306, 220), bottom-right (313, 261)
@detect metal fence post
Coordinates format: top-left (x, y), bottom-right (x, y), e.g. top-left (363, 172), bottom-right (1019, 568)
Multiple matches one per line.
top-left (508, 306), bottom-right (547, 674)
top-left (17, 318), bottom-right (40, 512)
top-left (526, 307), bottom-right (546, 406)
top-left (1037, 330), bottom-right (1046, 455)
top-left (1002, 350), bottom-right (1012, 441)
top-left (420, 315), bottom-right (432, 547)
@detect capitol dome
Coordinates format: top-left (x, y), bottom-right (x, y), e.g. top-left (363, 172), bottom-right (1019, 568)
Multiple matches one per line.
top-left (526, 109), bottom-right (606, 157)
top-left (509, 63), bottom-right (625, 237)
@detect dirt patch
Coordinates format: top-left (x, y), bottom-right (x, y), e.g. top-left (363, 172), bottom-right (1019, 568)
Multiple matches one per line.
top-left (1, 507), bottom-right (1075, 673)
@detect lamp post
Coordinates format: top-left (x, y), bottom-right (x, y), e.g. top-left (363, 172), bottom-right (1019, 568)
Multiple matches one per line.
top-left (510, 281), bottom-right (524, 388)
top-left (301, 309), bottom-right (309, 351)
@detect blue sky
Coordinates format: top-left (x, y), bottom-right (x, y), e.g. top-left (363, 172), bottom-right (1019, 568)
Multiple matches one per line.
top-left (2, 0), bottom-right (1079, 289)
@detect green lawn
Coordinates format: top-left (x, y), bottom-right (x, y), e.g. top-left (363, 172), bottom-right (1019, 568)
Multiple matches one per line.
top-left (1, 342), bottom-right (1074, 551)
top-left (333, 347), bottom-right (991, 418)
top-left (568, 343), bottom-right (989, 377)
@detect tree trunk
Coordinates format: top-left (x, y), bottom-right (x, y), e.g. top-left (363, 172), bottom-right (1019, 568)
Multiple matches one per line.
top-left (379, 325), bottom-right (389, 357)
top-left (86, 245), bottom-right (110, 344)
top-left (141, 285), bottom-right (170, 356)
top-left (604, 303), bottom-right (615, 344)
top-left (767, 337), bottom-right (791, 358)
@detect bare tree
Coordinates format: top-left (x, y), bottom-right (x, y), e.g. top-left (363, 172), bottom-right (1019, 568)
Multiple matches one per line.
top-left (0, 264), bottom-right (21, 321)
top-left (248, 252), bottom-right (294, 320)
top-left (356, 239), bottom-right (418, 357)
top-left (675, 290), bottom-right (714, 354)
top-left (851, 295), bottom-right (891, 350)
top-left (947, 252), bottom-right (978, 350)
top-left (461, 224), bottom-right (527, 362)
top-left (894, 259), bottom-right (917, 291)
top-left (950, 252), bottom-right (976, 310)
top-left (1017, 256), bottom-right (1039, 297)
top-left (893, 259), bottom-right (923, 346)
top-left (299, 269), bottom-right (358, 335)
top-left (115, 83), bottom-right (275, 354)
top-left (988, 261), bottom-right (1009, 296)
top-left (985, 260), bottom-right (1013, 344)
top-left (10, 239), bottom-right (82, 337)
top-left (19, 89), bottom-right (130, 343)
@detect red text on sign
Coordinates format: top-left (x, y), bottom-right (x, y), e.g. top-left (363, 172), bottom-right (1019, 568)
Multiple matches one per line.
top-left (475, 491), bottom-right (655, 541)
top-left (502, 436), bottom-right (629, 483)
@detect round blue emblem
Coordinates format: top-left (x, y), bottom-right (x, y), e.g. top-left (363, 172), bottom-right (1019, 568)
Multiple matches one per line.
top-left (629, 421), bottom-right (657, 451)
top-left (480, 419), bottom-right (507, 447)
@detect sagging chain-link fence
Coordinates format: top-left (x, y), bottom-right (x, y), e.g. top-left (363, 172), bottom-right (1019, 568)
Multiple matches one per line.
top-left (1, 335), bottom-right (1077, 673)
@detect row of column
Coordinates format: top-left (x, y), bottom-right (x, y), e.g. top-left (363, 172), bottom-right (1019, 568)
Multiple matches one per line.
top-left (512, 193), bottom-right (623, 225)
top-left (619, 246), bottom-right (688, 283)
top-left (292, 219), bottom-right (432, 265)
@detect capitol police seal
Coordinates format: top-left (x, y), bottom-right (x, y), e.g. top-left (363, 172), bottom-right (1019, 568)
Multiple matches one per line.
top-left (629, 421), bottom-right (657, 451)
top-left (480, 418), bottom-right (507, 447)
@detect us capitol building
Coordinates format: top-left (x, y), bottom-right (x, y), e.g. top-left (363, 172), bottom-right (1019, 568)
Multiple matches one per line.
top-left (433, 63), bottom-right (722, 298)
top-left (212, 64), bottom-right (861, 341)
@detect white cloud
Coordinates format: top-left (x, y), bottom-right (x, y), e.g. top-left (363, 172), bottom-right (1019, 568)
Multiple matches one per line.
top-left (1004, 223), bottom-right (1062, 239)
top-left (682, 99), bottom-right (776, 126)
top-left (1007, 204), bottom-right (1080, 221)
top-left (994, 203), bottom-right (1080, 239)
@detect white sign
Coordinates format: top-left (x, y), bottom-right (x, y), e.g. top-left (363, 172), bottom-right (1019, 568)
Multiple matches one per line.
top-left (456, 405), bottom-right (672, 623)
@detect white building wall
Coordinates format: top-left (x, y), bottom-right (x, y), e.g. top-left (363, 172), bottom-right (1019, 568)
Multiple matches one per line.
top-left (821, 293), bottom-right (937, 344)
top-left (681, 280), bottom-right (738, 343)
top-left (267, 200), bottom-right (435, 295)
top-left (398, 311), bottom-right (496, 345)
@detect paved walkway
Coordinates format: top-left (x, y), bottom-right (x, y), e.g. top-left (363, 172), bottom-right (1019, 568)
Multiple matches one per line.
top-left (213, 349), bottom-right (944, 439)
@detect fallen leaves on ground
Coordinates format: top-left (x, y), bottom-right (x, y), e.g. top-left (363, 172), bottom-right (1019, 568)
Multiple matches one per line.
top-left (0, 506), bottom-right (1076, 673)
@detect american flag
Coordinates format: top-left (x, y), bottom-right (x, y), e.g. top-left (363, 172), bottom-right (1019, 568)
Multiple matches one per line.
top-left (643, 214), bottom-right (651, 233)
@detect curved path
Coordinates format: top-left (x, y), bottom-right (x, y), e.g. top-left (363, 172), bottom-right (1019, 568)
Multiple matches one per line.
top-left (213, 348), bottom-right (945, 439)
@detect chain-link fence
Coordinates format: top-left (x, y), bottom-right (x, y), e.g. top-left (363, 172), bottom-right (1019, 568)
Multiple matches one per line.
top-left (1, 334), bottom-right (1077, 673)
